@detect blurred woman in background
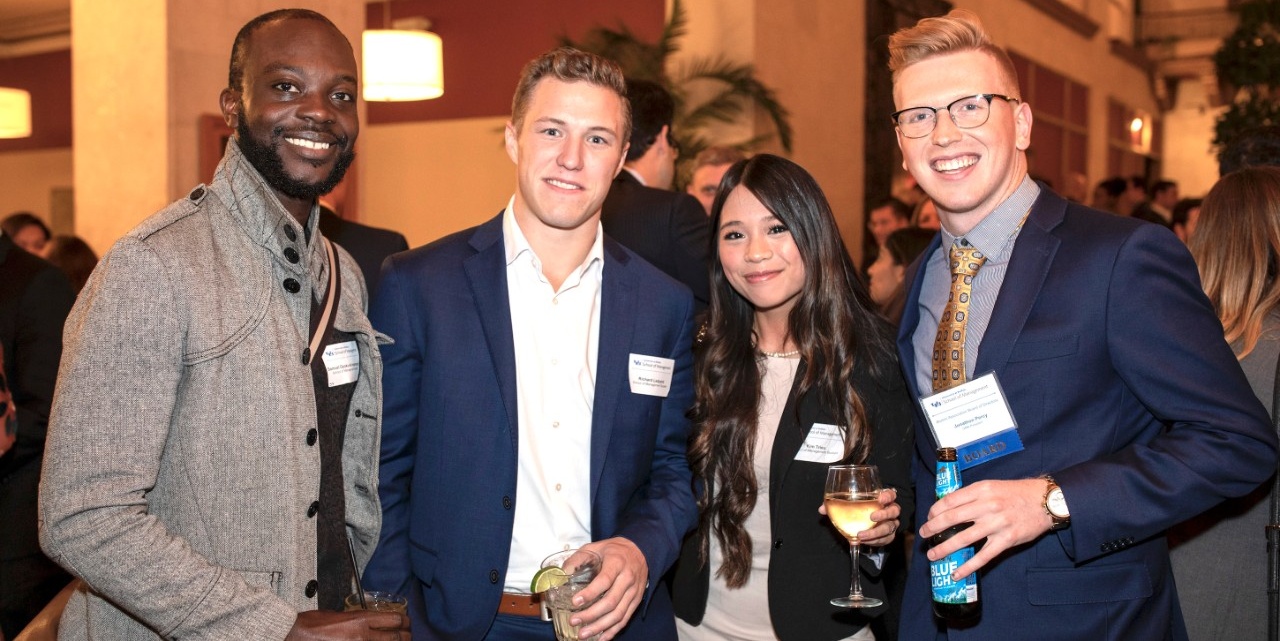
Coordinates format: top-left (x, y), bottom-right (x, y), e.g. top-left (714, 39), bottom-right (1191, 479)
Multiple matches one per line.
top-left (1, 213), bottom-right (51, 258)
top-left (1172, 165), bottom-right (1280, 640)
top-left (44, 235), bottom-right (99, 295)
top-left (867, 227), bottom-right (935, 326)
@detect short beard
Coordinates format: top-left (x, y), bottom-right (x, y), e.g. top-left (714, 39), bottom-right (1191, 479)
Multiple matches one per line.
top-left (236, 116), bottom-right (355, 201)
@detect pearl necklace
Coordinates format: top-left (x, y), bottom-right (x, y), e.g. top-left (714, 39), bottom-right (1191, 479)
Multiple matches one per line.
top-left (759, 348), bottom-right (800, 358)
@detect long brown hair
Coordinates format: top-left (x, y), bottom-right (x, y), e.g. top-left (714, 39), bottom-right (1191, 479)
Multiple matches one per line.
top-left (689, 154), bottom-right (893, 586)
top-left (1191, 165), bottom-right (1280, 358)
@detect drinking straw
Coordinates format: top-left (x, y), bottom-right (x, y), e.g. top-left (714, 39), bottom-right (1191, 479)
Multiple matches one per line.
top-left (347, 537), bottom-right (369, 610)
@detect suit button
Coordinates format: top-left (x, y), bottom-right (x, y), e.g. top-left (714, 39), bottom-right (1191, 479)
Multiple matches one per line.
top-left (284, 247), bottom-right (300, 263)
top-left (284, 225), bottom-right (297, 241)
top-left (306, 429), bottom-right (318, 446)
top-left (773, 539), bottom-right (782, 549)
top-left (489, 570), bottom-right (499, 584)
top-left (283, 278), bottom-right (301, 293)
top-left (307, 501), bottom-right (319, 518)
top-left (503, 496), bottom-right (512, 510)
top-left (301, 348), bottom-right (311, 365)
top-left (305, 579), bottom-right (318, 598)
top-left (355, 409), bottom-right (363, 418)
top-left (188, 187), bottom-right (204, 201)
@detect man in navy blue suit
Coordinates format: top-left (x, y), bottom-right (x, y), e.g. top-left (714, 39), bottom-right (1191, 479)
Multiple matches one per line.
top-left (890, 11), bottom-right (1276, 640)
top-left (363, 47), bottom-right (697, 641)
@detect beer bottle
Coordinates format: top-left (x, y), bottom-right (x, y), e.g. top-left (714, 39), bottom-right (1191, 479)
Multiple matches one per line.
top-left (930, 447), bottom-right (980, 622)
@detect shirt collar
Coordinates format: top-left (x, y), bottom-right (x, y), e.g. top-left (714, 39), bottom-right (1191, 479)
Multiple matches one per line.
top-left (502, 197), bottom-right (605, 281)
top-left (940, 175), bottom-right (1040, 264)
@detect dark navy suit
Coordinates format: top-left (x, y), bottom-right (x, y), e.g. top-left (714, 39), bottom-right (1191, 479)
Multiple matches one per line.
top-left (364, 212), bottom-right (698, 641)
top-left (896, 188), bottom-right (1277, 640)
top-left (600, 171), bottom-right (710, 312)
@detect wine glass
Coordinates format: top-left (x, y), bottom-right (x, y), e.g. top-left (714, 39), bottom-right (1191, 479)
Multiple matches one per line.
top-left (824, 464), bottom-right (883, 608)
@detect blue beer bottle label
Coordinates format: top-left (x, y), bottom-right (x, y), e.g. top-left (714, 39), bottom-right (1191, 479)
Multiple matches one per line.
top-left (931, 453), bottom-right (978, 605)
top-left (931, 548), bottom-right (978, 604)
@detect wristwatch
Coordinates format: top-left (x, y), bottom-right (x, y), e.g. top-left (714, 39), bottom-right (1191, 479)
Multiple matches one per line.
top-left (1042, 476), bottom-right (1070, 530)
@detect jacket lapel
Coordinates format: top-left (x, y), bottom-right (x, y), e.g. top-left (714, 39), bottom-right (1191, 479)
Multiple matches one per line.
top-left (590, 237), bottom-right (638, 504)
top-left (463, 214), bottom-right (520, 453)
top-left (972, 191), bottom-right (1064, 376)
top-left (768, 359), bottom-right (808, 516)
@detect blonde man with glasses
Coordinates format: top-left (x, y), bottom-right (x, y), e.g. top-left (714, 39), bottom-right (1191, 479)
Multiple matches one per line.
top-left (889, 11), bottom-right (1275, 641)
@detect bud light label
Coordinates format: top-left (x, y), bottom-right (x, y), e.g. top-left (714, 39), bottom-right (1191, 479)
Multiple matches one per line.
top-left (931, 548), bottom-right (978, 604)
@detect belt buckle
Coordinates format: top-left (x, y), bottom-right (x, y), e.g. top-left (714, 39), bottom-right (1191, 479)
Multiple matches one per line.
top-left (540, 597), bottom-right (551, 622)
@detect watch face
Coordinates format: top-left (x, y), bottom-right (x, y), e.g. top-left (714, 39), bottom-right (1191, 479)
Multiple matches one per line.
top-left (1048, 488), bottom-right (1069, 518)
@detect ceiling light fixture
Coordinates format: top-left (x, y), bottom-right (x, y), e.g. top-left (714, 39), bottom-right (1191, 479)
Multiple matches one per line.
top-left (363, 2), bottom-right (443, 102)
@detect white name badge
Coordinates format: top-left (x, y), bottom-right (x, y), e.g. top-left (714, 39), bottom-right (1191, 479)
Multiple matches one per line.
top-left (629, 353), bottom-right (674, 397)
top-left (794, 422), bottom-right (846, 463)
top-left (322, 341), bottom-right (360, 387)
top-left (920, 372), bottom-right (1022, 469)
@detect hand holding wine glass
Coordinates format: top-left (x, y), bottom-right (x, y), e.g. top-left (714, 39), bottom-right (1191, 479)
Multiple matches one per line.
top-left (824, 464), bottom-right (883, 608)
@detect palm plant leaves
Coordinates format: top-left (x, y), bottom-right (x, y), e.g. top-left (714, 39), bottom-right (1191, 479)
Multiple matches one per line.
top-left (559, 0), bottom-right (792, 155)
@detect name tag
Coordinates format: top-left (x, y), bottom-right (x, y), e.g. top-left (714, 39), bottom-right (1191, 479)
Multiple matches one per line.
top-left (628, 353), bottom-right (673, 397)
top-left (322, 341), bottom-right (360, 387)
top-left (920, 372), bottom-right (1022, 470)
top-left (794, 422), bottom-right (845, 463)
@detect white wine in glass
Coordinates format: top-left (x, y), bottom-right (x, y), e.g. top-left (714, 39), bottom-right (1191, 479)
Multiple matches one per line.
top-left (824, 464), bottom-right (883, 608)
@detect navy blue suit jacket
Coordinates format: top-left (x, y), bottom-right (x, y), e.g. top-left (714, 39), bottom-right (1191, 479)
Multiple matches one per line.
top-left (896, 188), bottom-right (1277, 641)
top-left (364, 213), bottom-right (698, 641)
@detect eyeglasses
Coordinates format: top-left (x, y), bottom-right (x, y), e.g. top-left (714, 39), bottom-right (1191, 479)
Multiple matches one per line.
top-left (891, 94), bottom-right (1021, 139)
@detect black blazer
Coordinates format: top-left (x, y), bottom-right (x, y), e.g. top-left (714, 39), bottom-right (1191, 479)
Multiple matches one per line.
top-left (318, 207), bottom-right (409, 298)
top-left (600, 171), bottom-right (711, 312)
top-left (671, 345), bottom-right (915, 641)
top-left (0, 233), bottom-right (75, 560)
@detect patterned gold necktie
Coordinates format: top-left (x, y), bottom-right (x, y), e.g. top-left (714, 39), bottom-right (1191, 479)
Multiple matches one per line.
top-left (932, 244), bottom-right (987, 392)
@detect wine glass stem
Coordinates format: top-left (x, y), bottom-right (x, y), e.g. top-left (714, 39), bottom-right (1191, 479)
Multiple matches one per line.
top-left (849, 540), bottom-right (863, 600)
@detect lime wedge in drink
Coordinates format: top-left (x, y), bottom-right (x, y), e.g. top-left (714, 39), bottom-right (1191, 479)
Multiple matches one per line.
top-left (531, 567), bottom-right (569, 593)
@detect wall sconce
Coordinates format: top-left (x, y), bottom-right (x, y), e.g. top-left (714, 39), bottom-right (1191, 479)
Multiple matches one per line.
top-left (363, 10), bottom-right (444, 102)
top-left (1128, 113), bottom-right (1151, 153)
top-left (0, 87), bottom-right (32, 138)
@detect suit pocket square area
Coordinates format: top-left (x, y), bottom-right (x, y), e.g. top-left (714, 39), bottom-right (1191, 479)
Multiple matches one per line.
top-left (1007, 335), bottom-right (1080, 363)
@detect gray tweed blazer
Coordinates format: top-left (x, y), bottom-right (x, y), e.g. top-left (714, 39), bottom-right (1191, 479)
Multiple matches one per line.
top-left (38, 140), bottom-right (387, 640)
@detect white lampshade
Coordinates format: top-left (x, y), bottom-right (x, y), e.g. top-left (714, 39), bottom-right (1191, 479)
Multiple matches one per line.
top-left (363, 29), bottom-right (444, 101)
top-left (0, 87), bottom-right (32, 139)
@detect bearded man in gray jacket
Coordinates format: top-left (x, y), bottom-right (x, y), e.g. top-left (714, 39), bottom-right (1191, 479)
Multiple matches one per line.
top-left (38, 10), bottom-right (409, 641)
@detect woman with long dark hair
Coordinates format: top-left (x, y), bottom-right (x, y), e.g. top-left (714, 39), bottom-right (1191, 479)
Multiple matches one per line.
top-left (671, 155), bottom-right (914, 641)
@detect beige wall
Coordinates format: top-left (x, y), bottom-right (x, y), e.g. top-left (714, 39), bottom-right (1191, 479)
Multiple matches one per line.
top-left (675, 0), bottom-right (755, 146)
top-left (1162, 77), bottom-right (1223, 197)
top-left (0, 148), bottom-right (72, 227)
top-left (753, 0), bottom-right (865, 258)
top-left (360, 116), bottom-right (514, 247)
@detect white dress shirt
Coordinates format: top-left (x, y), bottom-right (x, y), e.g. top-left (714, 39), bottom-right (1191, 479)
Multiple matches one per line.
top-left (501, 199), bottom-right (605, 593)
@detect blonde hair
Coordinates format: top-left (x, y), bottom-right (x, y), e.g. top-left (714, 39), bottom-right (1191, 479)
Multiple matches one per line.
top-left (887, 9), bottom-right (1020, 93)
top-left (1190, 166), bottom-right (1280, 358)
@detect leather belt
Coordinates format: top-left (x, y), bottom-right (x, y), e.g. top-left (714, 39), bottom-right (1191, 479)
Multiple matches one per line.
top-left (498, 592), bottom-right (543, 618)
